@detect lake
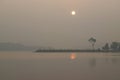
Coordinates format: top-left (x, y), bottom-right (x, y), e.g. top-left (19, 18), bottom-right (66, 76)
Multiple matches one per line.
top-left (0, 51), bottom-right (120, 80)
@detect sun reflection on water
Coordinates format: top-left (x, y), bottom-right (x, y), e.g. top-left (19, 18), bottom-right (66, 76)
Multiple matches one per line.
top-left (70, 53), bottom-right (76, 60)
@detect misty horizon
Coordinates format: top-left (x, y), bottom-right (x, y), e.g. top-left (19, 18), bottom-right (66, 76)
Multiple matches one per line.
top-left (0, 0), bottom-right (120, 49)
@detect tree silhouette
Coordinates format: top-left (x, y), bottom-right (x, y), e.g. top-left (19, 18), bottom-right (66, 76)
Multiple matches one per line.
top-left (111, 42), bottom-right (120, 51)
top-left (102, 43), bottom-right (109, 51)
top-left (88, 37), bottom-right (96, 50)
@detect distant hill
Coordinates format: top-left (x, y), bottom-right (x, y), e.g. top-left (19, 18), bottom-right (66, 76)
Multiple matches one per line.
top-left (0, 43), bottom-right (37, 51)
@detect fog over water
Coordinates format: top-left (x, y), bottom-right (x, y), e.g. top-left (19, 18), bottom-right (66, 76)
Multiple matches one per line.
top-left (0, 52), bottom-right (120, 80)
top-left (0, 0), bottom-right (120, 48)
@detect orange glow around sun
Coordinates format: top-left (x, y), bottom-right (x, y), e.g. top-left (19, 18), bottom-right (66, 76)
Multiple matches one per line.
top-left (70, 53), bottom-right (76, 60)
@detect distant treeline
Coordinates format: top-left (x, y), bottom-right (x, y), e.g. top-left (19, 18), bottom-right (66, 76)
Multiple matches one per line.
top-left (35, 49), bottom-right (120, 53)
top-left (102, 42), bottom-right (120, 51)
top-left (36, 39), bottom-right (120, 52)
top-left (88, 37), bottom-right (120, 52)
top-left (0, 43), bottom-right (37, 51)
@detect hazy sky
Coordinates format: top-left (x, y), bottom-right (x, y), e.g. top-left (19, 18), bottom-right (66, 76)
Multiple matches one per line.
top-left (0, 0), bottom-right (120, 49)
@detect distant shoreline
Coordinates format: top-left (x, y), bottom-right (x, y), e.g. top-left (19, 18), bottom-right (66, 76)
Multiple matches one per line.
top-left (35, 49), bottom-right (120, 53)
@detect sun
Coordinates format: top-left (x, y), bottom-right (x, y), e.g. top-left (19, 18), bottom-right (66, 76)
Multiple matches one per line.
top-left (71, 11), bottom-right (76, 15)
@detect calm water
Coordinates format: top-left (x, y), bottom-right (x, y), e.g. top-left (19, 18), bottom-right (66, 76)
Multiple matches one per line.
top-left (0, 52), bottom-right (120, 80)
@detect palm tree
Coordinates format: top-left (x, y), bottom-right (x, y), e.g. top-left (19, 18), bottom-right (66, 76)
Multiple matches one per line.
top-left (88, 37), bottom-right (96, 50)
